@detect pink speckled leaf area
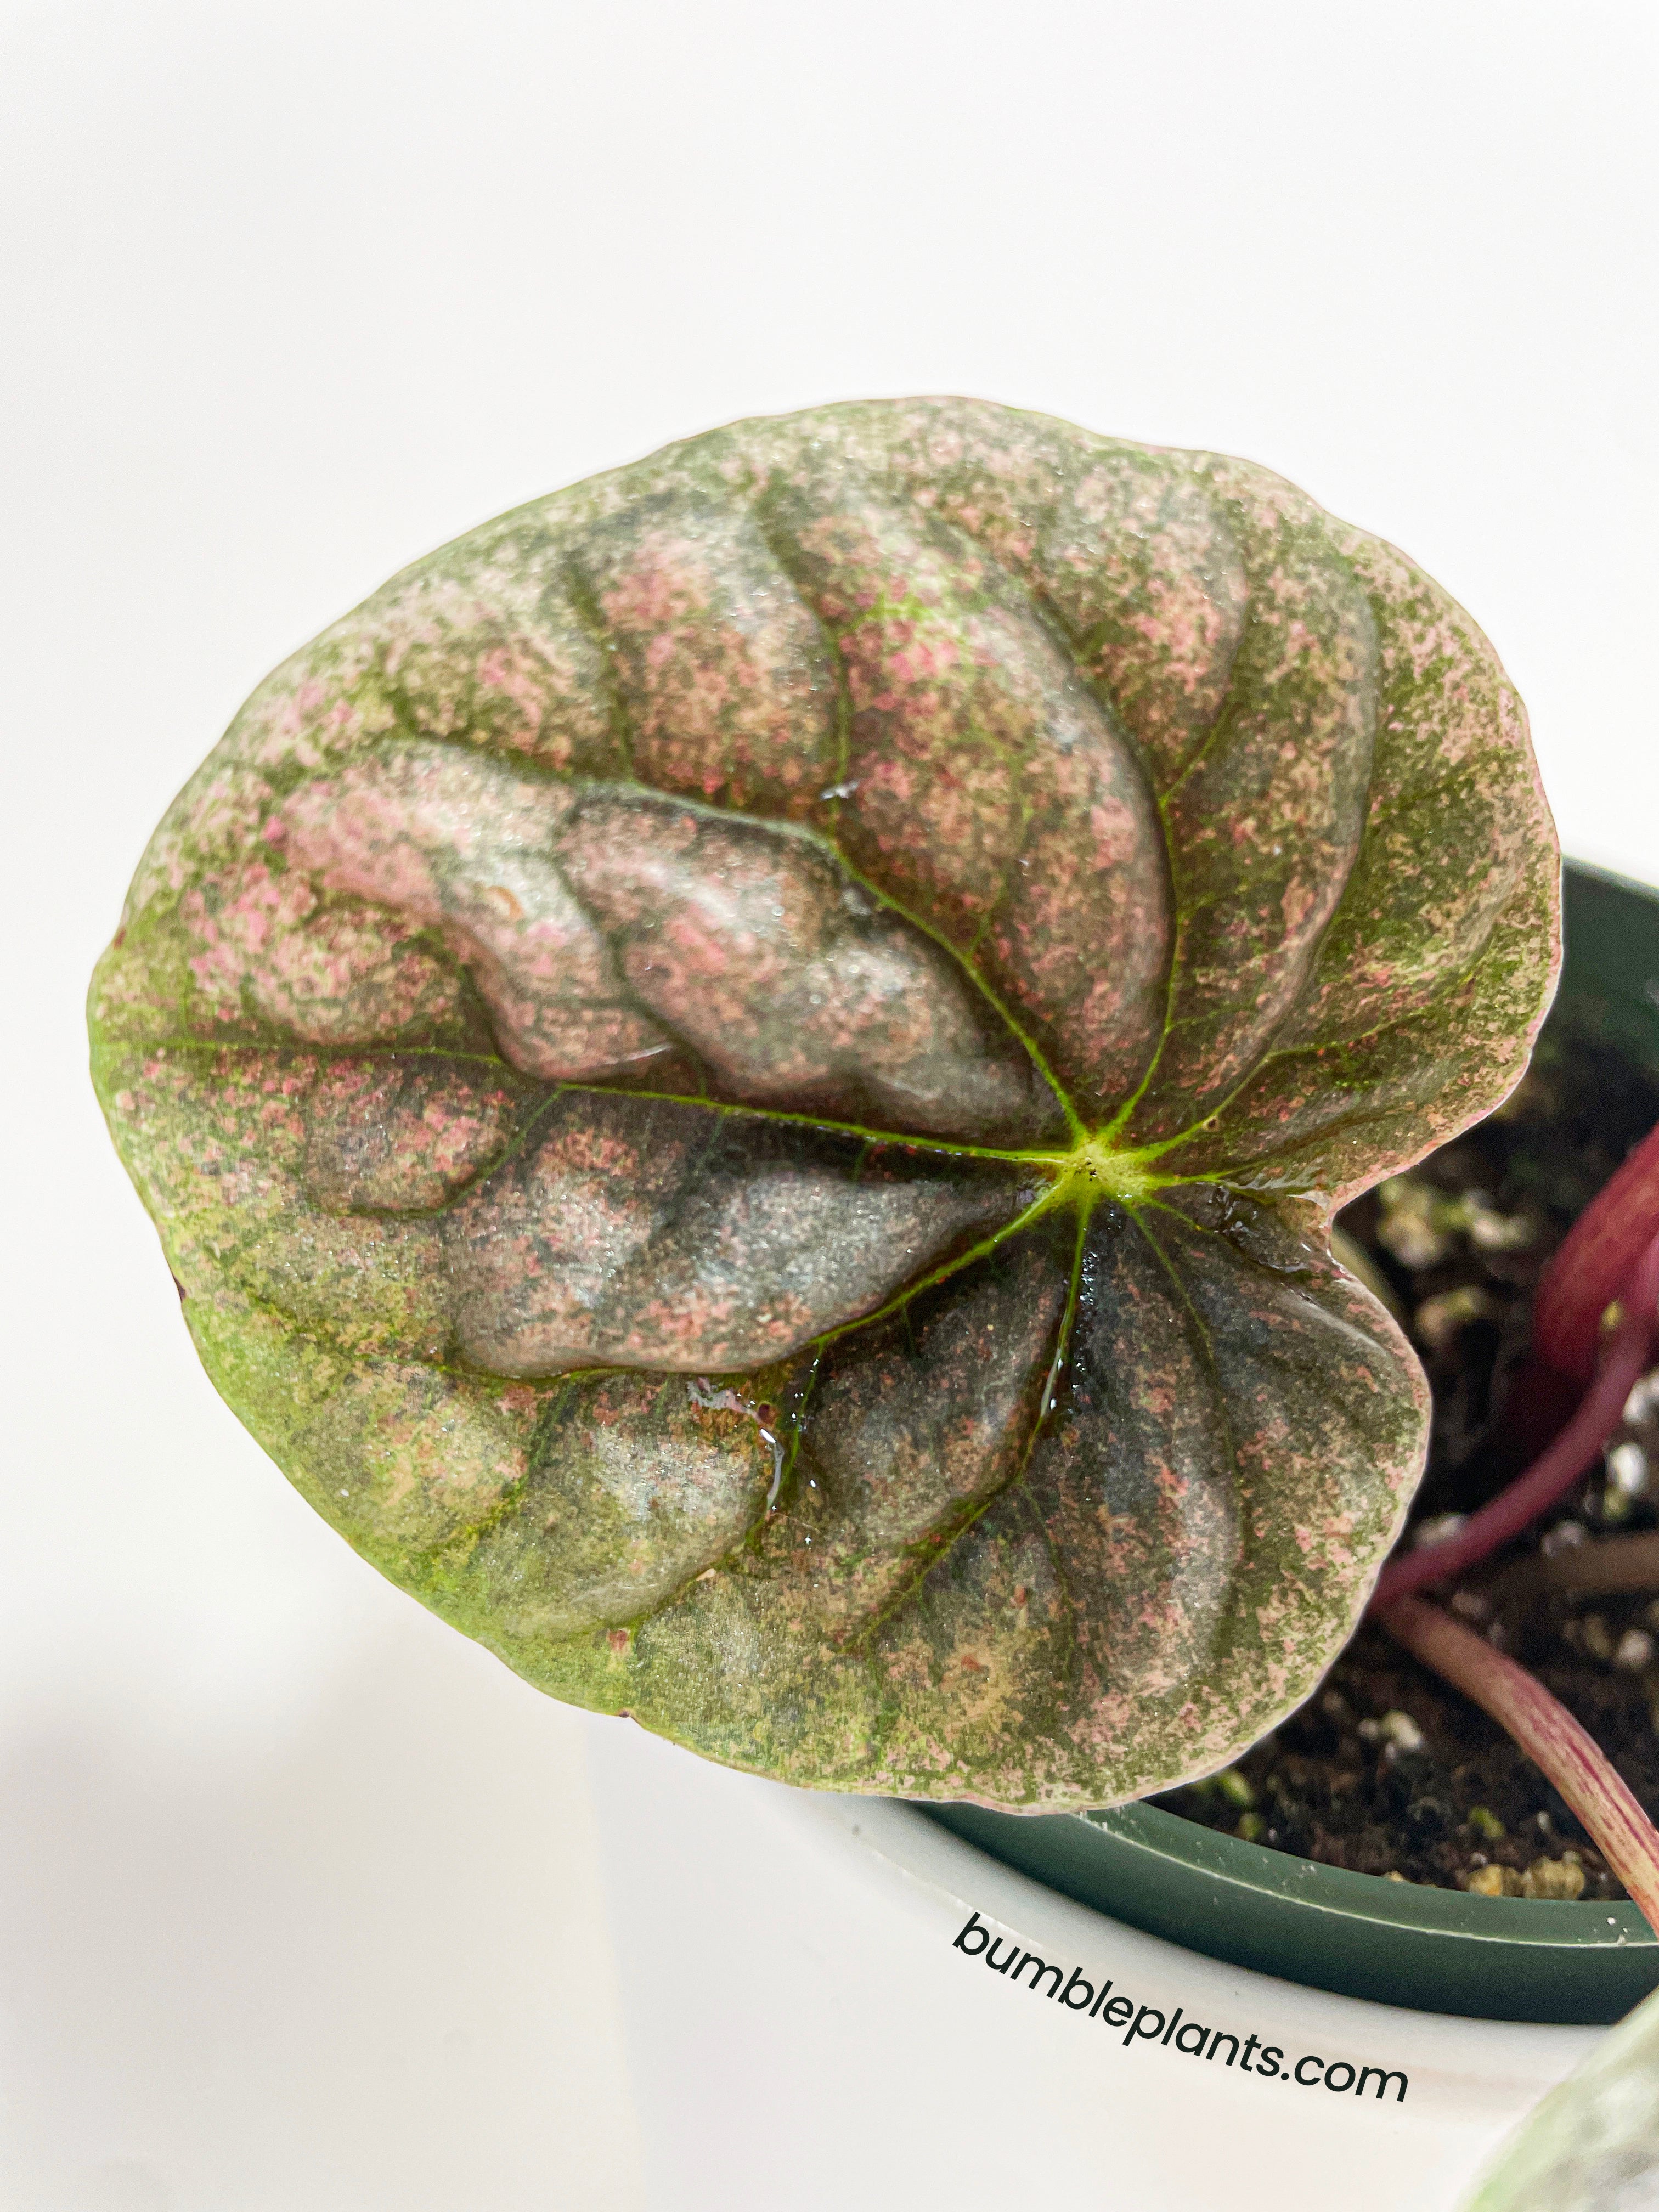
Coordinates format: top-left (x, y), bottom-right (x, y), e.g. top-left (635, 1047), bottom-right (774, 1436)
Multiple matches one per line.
top-left (90, 400), bottom-right (1559, 1808)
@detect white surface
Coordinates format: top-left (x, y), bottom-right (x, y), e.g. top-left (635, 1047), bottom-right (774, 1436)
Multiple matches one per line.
top-left (2, 3), bottom-right (1655, 2205)
top-left (585, 1724), bottom-right (1596, 2212)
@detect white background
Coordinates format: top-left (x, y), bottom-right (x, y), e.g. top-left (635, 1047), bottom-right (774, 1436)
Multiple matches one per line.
top-left (2, 3), bottom-right (1656, 2205)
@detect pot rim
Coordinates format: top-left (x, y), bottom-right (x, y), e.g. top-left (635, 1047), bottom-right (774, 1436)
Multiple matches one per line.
top-left (1076, 1801), bottom-right (1650, 1954)
top-left (920, 1798), bottom-right (1655, 2023)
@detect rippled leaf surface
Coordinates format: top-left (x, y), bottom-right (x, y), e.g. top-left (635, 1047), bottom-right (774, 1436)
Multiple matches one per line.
top-left (89, 399), bottom-right (1560, 1807)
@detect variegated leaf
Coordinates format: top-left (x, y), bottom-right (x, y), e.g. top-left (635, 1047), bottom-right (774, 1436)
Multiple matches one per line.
top-left (90, 398), bottom-right (1558, 1808)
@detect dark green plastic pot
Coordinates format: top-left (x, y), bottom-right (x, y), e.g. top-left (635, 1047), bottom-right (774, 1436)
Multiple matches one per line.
top-left (925, 862), bottom-right (1659, 2026)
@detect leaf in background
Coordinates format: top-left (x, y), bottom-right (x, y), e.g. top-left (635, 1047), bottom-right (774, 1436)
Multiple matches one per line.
top-left (89, 398), bottom-right (1559, 1806)
top-left (1464, 1984), bottom-right (1659, 2211)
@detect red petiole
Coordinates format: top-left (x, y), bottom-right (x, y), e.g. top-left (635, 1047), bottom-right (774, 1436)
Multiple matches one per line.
top-left (1371, 1225), bottom-right (1659, 1607)
top-left (1376, 1594), bottom-right (1659, 1933)
top-left (1532, 1121), bottom-right (1659, 1383)
top-left (1359, 1119), bottom-right (1659, 1929)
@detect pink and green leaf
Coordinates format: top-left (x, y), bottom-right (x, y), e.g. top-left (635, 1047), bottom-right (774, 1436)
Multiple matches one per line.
top-left (89, 398), bottom-right (1559, 1807)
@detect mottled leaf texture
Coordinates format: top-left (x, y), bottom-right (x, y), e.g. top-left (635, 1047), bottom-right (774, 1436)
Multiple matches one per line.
top-left (91, 399), bottom-right (1560, 1808)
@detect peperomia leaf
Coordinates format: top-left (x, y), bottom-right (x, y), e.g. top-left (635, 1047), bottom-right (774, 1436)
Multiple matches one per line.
top-left (1463, 1983), bottom-right (1659, 2210)
top-left (89, 399), bottom-right (1559, 1808)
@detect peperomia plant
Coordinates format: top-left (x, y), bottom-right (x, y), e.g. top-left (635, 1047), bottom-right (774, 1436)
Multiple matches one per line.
top-left (88, 398), bottom-right (1561, 1809)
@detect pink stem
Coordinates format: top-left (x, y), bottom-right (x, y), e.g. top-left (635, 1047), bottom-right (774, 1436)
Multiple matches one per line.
top-left (1371, 1225), bottom-right (1659, 1608)
top-left (1378, 1594), bottom-right (1659, 1934)
top-left (1534, 1122), bottom-right (1659, 1383)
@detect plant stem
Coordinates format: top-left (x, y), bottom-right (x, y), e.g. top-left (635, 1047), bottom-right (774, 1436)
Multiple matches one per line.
top-left (1377, 1594), bottom-right (1659, 1934)
top-left (1534, 1123), bottom-right (1659, 1383)
top-left (1371, 1225), bottom-right (1659, 1608)
top-left (1489, 1532), bottom-right (1659, 1605)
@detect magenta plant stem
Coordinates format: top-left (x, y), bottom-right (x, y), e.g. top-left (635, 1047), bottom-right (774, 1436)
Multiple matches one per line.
top-left (1378, 1594), bottom-right (1659, 1936)
top-left (1534, 1122), bottom-right (1659, 1383)
top-left (1372, 1225), bottom-right (1659, 1609)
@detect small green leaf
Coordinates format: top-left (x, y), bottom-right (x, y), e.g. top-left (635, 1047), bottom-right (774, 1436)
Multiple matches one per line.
top-left (89, 399), bottom-right (1559, 1807)
top-left (1464, 1984), bottom-right (1659, 2210)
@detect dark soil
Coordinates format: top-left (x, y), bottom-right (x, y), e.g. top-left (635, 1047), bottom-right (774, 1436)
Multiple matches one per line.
top-left (1155, 1031), bottom-right (1659, 1901)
